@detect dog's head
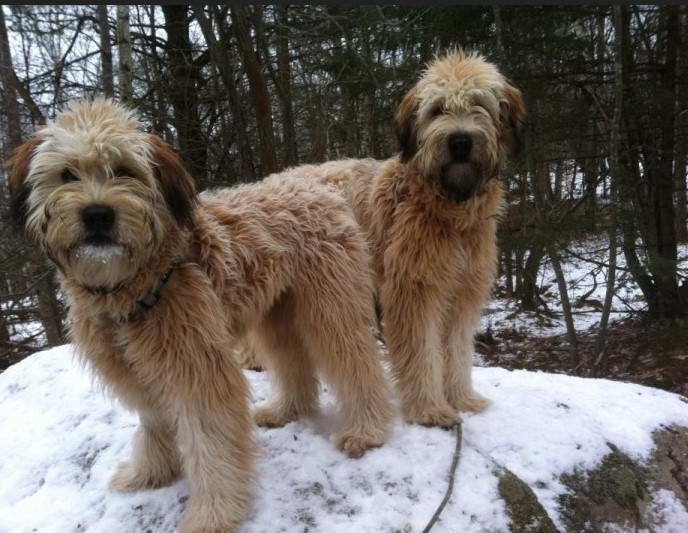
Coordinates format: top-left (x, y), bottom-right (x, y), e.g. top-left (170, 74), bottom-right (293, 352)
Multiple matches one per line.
top-left (395, 50), bottom-right (525, 202)
top-left (6, 98), bottom-right (196, 292)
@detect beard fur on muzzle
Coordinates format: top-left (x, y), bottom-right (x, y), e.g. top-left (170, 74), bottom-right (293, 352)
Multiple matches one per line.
top-left (439, 162), bottom-right (484, 202)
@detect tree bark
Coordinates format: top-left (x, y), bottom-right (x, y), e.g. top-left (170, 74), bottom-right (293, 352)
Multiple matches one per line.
top-left (230, 6), bottom-right (278, 176)
top-left (647, 6), bottom-right (681, 318)
top-left (519, 243), bottom-right (545, 311)
top-left (162, 5), bottom-right (208, 188)
top-left (1, 9), bottom-right (64, 347)
top-left (275, 6), bottom-right (298, 168)
top-left (97, 5), bottom-right (114, 98)
top-left (548, 245), bottom-right (578, 363)
top-left (194, 6), bottom-right (256, 182)
top-left (116, 6), bottom-right (133, 104)
top-left (0, 8), bottom-right (22, 149)
top-left (673, 8), bottom-right (688, 241)
top-left (35, 270), bottom-right (65, 346)
top-left (593, 200), bottom-right (617, 372)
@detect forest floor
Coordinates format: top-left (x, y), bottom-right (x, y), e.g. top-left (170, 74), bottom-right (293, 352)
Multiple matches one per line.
top-left (478, 315), bottom-right (688, 396)
top-left (478, 236), bottom-right (688, 397)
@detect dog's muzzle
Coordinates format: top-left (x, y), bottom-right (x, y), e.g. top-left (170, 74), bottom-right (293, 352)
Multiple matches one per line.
top-left (439, 162), bottom-right (483, 203)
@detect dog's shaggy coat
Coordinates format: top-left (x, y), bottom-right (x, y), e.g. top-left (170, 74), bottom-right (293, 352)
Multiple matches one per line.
top-left (279, 51), bottom-right (525, 427)
top-left (7, 99), bottom-right (394, 532)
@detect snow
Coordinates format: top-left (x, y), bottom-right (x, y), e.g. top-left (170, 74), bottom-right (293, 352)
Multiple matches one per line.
top-left (648, 490), bottom-right (688, 533)
top-left (2, 345), bottom-right (688, 532)
top-left (75, 244), bottom-right (126, 263)
top-left (483, 239), bottom-right (688, 339)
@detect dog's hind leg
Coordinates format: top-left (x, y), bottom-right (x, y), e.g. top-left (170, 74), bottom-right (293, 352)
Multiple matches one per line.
top-left (296, 248), bottom-right (395, 458)
top-left (251, 291), bottom-right (321, 428)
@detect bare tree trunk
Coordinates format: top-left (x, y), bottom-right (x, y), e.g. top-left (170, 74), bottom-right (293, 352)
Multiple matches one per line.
top-left (592, 8), bottom-right (627, 371)
top-left (1, 9), bottom-right (64, 348)
top-left (194, 6), bottom-right (256, 182)
top-left (519, 244), bottom-right (545, 311)
top-left (0, 8), bottom-right (22, 148)
top-left (116, 6), bottom-right (133, 104)
top-left (504, 249), bottom-right (514, 297)
top-left (593, 203), bottom-right (617, 372)
top-left (144, 6), bottom-right (169, 141)
top-left (548, 245), bottom-right (578, 363)
top-left (162, 5), bottom-right (208, 188)
top-left (493, 6), bottom-right (505, 61)
top-left (0, 302), bottom-right (9, 350)
top-left (649, 6), bottom-right (682, 317)
top-left (674, 9), bottom-right (688, 242)
top-left (676, 145), bottom-right (688, 242)
top-left (612, 6), bottom-right (660, 317)
top-left (230, 6), bottom-right (278, 176)
top-left (275, 6), bottom-right (298, 168)
top-left (309, 90), bottom-right (327, 162)
top-left (35, 271), bottom-right (64, 346)
top-left (0, 10), bottom-right (42, 127)
top-left (97, 5), bottom-right (114, 98)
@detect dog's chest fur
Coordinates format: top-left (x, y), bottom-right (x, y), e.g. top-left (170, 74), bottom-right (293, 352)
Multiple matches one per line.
top-left (367, 162), bottom-right (502, 286)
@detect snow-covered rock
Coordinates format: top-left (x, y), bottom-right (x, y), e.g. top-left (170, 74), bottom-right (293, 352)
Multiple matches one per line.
top-left (1, 345), bottom-right (687, 532)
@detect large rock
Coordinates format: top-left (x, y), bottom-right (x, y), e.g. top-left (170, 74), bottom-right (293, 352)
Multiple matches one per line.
top-left (1, 346), bottom-right (687, 532)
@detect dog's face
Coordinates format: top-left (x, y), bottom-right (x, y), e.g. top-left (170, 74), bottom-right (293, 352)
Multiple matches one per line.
top-left (395, 51), bottom-right (525, 202)
top-left (7, 99), bottom-right (196, 292)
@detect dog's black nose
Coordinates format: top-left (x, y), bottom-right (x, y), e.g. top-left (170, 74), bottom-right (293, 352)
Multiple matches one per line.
top-left (448, 133), bottom-right (472, 162)
top-left (81, 204), bottom-right (115, 234)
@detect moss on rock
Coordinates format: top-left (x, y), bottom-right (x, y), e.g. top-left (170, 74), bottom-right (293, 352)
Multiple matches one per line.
top-left (498, 468), bottom-right (557, 533)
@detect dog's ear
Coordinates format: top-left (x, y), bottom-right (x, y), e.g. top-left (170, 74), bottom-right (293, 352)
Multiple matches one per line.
top-left (6, 138), bottom-right (41, 229)
top-left (499, 82), bottom-right (526, 158)
top-left (395, 87), bottom-right (419, 164)
top-left (148, 136), bottom-right (197, 229)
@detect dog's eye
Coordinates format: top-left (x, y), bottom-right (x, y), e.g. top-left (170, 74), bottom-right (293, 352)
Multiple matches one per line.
top-left (431, 106), bottom-right (444, 118)
top-left (62, 169), bottom-right (79, 183)
top-left (114, 167), bottom-right (135, 179)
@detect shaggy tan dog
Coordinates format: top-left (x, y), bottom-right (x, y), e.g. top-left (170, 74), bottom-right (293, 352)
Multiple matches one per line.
top-left (282, 51), bottom-right (525, 427)
top-left (7, 99), bottom-right (394, 532)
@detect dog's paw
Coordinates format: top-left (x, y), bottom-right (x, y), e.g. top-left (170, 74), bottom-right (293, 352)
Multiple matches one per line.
top-left (109, 460), bottom-right (176, 491)
top-left (177, 504), bottom-right (242, 533)
top-left (109, 461), bottom-right (154, 491)
top-left (406, 405), bottom-right (460, 428)
top-left (333, 432), bottom-right (384, 458)
top-left (253, 406), bottom-right (295, 428)
top-left (449, 392), bottom-right (491, 413)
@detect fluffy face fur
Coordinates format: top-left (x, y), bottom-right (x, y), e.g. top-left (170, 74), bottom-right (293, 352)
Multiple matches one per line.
top-left (8, 100), bottom-right (195, 292)
top-left (7, 99), bottom-right (395, 532)
top-left (396, 50), bottom-right (524, 202)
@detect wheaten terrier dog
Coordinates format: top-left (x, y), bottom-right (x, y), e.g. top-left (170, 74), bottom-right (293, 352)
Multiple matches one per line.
top-left (7, 99), bottom-right (394, 532)
top-left (281, 51), bottom-right (525, 427)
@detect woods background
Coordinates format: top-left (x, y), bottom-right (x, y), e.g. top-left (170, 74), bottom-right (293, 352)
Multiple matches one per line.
top-left (1, 5), bottom-right (687, 383)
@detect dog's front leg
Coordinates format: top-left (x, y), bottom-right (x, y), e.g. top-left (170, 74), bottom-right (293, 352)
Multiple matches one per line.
top-left (172, 358), bottom-right (256, 533)
top-left (442, 300), bottom-right (491, 413)
top-left (110, 411), bottom-right (181, 491)
top-left (380, 276), bottom-right (459, 428)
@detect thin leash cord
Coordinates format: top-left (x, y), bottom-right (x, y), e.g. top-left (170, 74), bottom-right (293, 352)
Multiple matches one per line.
top-left (421, 422), bottom-right (463, 533)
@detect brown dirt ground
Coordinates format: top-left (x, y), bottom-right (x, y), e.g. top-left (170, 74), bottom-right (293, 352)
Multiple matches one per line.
top-left (477, 316), bottom-right (688, 397)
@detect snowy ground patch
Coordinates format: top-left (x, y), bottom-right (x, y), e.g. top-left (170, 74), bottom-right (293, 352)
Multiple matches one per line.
top-left (1, 345), bottom-right (688, 532)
